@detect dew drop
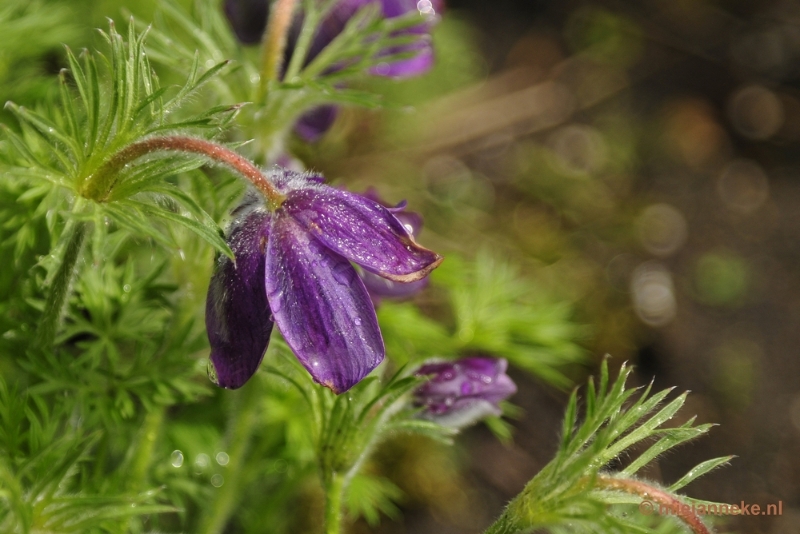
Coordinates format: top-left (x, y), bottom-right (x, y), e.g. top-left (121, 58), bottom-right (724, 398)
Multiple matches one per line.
top-left (194, 453), bottom-right (210, 474)
top-left (210, 474), bottom-right (224, 487)
top-left (354, 317), bottom-right (362, 326)
top-left (170, 450), bottom-right (184, 468)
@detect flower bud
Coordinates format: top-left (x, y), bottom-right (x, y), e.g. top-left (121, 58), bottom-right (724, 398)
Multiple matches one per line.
top-left (414, 357), bottom-right (516, 428)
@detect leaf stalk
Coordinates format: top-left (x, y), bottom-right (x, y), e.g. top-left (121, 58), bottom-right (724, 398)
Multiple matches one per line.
top-left (81, 136), bottom-right (286, 210)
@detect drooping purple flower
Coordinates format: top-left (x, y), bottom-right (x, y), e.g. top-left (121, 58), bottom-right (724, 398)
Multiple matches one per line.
top-left (359, 188), bottom-right (429, 305)
top-left (222, 0), bottom-right (444, 139)
top-left (206, 169), bottom-right (442, 393)
top-left (414, 358), bottom-right (517, 428)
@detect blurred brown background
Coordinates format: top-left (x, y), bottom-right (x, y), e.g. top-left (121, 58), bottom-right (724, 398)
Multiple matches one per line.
top-left (310, 0), bottom-right (800, 532)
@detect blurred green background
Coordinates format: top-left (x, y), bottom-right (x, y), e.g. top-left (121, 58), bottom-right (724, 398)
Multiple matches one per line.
top-left (3, 0), bottom-right (800, 532)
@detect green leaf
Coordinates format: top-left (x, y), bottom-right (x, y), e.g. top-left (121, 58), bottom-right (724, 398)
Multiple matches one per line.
top-left (668, 456), bottom-right (735, 492)
top-left (127, 199), bottom-right (233, 259)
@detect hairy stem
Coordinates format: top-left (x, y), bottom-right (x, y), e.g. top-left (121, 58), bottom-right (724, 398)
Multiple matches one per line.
top-left (36, 218), bottom-right (89, 348)
top-left (81, 136), bottom-right (285, 209)
top-left (324, 472), bottom-right (345, 534)
top-left (259, 0), bottom-right (300, 94)
top-left (594, 475), bottom-right (711, 534)
top-left (126, 408), bottom-right (164, 491)
top-left (198, 382), bottom-right (261, 534)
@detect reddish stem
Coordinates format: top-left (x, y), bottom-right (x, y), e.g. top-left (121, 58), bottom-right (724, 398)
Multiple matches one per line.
top-left (595, 475), bottom-right (711, 534)
top-left (83, 136), bottom-right (285, 209)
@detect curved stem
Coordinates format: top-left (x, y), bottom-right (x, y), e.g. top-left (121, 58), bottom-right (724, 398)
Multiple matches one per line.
top-left (324, 472), bottom-right (345, 534)
top-left (259, 0), bottom-right (300, 94)
top-left (36, 218), bottom-right (89, 348)
top-left (594, 475), bottom-right (711, 534)
top-left (81, 136), bottom-right (285, 210)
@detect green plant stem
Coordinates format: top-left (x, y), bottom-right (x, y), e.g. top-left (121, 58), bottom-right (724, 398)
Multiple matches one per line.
top-left (126, 408), bottom-right (164, 491)
top-left (259, 0), bottom-right (300, 94)
top-left (36, 218), bottom-right (89, 348)
top-left (81, 136), bottom-right (285, 209)
top-left (283, 0), bottom-right (321, 81)
top-left (324, 472), bottom-right (345, 534)
top-left (199, 383), bottom-right (261, 534)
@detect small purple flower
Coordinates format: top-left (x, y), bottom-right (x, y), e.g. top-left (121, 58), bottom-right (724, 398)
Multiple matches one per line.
top-left (414, 358), bottom-right (517, 427)
top-left (206, 169), bottom-right (442, 393)
top-left (359, 188), bottom-right (429, 305)
top-left (223, 0), bottom-right (444, 139)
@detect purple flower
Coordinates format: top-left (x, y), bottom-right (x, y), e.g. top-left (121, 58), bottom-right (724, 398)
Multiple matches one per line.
top-left (206, 169), bottom-right (442, 393)
top-left (223, 0), bottom-right (444, 139)
top-left (223, 0), bottom-right (269, 45)
top-left (294, 105), bottom-right (339, 143)
top-left (414, 358), bottom-right (517, 427)
top-left (358, 188), bottom-right (429, 305)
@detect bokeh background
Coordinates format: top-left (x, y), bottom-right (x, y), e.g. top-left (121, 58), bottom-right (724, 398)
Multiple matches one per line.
top-left (313, 1), bottom-right (800, 532)
top-left (3, 0), bottom-right (800, 533)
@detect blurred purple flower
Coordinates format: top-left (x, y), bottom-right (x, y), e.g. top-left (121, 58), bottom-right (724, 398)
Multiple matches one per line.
top-left (414, 358), bottom-right (517, 427)
top-left (359, 188), bottom-right (429, 305)
top-left (223, 0), bottom-right (444, 139)
top-left (223, 0), bottom-right (270, 44)
top-left (294, 105), bottom-right (339, 143)
top-left (206, 169), bottom-right (442, 393)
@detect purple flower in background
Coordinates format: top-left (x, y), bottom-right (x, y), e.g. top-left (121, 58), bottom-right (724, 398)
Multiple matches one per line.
top-left (223, 0), bottom-right (444, 139)
top-left (223, 0), bottom-right (270, 44)
top-left (294, 105), bottom-right (339, 143)
top-left (206, 169), bottom-right (442, 393)
top-left (359, 188), bottom-right (429, 305)
top-left (414, 358), bottom-right (517, 427)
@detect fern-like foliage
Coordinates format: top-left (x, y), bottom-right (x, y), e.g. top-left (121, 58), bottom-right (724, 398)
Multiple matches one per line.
top-left (0, 378), bottom-right (174, 533)
top-left (2, 19), bottom-right (236, 257)
top-left (380, 250), bottom-right (587, 387)
top-left (141, 0), bottom-right (433, 158)
top-left (0, 0), bottom-right (80, 111)
top-left (485, 359), bottom-right (731, 534)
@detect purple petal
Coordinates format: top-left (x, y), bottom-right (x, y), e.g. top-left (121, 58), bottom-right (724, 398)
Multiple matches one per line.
top-left (265, 212), bottom-right (384, 393)
top-left (294, 105), bottom-right (339, 142)
top-left (206, 208), bottom-right (273, 389)
top-left (223, 0), bottom-right (269, 45)
top-left (371, 0), bottom-right (441, 78)
top-left (380, 0), bottom-right (444, 18)
top-left (371, 44), bottom-right (435, 77)
top-left (283, 186), bottom-right (442, 282)
top-left (361, 269), bottom-right (428, 305)
top-left (362, 188), bottom-right (424, 237)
